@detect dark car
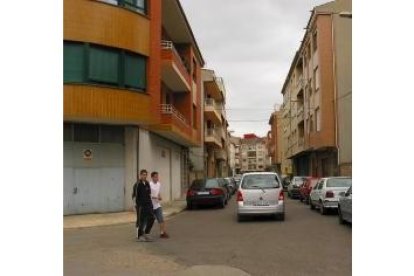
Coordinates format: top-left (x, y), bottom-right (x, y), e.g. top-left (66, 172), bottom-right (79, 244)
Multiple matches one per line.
top-left (282, 176), bottom-right (291, 191)
top-left (224, 177), bottom-right (237, 195)
top-left (186, 178), bottom-right (229, 209)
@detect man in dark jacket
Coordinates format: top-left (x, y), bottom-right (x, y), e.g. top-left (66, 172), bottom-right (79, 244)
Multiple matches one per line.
top-left (132, 169), bottom-right (155, 242)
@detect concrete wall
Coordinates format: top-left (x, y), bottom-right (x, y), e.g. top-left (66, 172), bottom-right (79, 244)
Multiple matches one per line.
top-left (334, 0), bottom-right (352, 175)
top-left (139, 128), bottom-right (183, 203)
top-left (124, 126), bottom-right (139, 211)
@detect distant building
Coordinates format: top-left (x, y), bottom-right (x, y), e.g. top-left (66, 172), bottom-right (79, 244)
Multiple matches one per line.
top-left (240, 134), bottom-right (270, 173)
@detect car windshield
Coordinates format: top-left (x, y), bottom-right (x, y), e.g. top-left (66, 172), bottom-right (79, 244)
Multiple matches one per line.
top-left (191, 179), bottom-right (219, 189)
top-left (293, 178), bottom-right (306, 185)
top-left (241, 175), bottom-right (280, 189)
top-left (327, 178), bottom-right (352, 188)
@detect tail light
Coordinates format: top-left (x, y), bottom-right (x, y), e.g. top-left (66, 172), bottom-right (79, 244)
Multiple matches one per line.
top-left (325, 191), bottom-right (334, 198)
top-left (187, 190), bottom-right (195, 197)
top-left (237, 190), bottom-right (243, 202)
top-left (278, 190), bottom-right (284, 201)
top-left (210, 188), bottom-right (223, 195)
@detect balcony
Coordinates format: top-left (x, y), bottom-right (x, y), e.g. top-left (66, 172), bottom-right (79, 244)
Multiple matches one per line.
top-left (205, 128), bottom-right (221, 148)
top-left (204, 98), bottom-right (222, 125)
top-left (161, 40), bottom-right (191, 92)
top-left (150, 104), bottom-right (199, 147)
top-left (204, 77), bottom-right (224, 101)
top-left (214, 149), bottom-right (227, 161)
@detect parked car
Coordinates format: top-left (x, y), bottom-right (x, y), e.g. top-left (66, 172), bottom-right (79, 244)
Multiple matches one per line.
top-left (281, 176), bottom-right (291, 191)
top-left (236, 172), bottom-right (285, 222)
top-left (221, 178), bottom-right (233, 199)
top-left (309, 177), bottom-right (352, 215)
top-left (186, 178), bottom-right (229, 209)
top-left (299, 177), bottom-right (319, 204)
top-left (224, 177), bottom-right (237, 195)
top-left (287, 176), bottom-right (307, 199)
top-left (338, 185), bottom-right (352, 224)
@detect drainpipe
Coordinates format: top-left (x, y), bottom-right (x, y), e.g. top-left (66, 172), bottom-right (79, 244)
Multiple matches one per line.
top-left (331, 13), bottom-right (339, 176)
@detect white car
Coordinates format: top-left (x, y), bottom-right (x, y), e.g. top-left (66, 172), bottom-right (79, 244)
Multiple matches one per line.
top-left (236, 172), bottom-right (285, 221)
top-left (309, 177), bottom-right (352, 215)
top-left (338, 185), bottom-right (352, 224)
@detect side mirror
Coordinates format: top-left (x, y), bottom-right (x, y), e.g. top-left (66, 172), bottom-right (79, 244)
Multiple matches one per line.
top-left (339, 192), bottom-right (346, 197)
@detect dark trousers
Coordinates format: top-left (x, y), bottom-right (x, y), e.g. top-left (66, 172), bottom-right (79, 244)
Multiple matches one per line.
top-left (136, 206), bottom-right (155, 237)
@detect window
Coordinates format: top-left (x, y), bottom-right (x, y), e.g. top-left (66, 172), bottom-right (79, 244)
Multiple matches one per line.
top-left (310, 115), bottom-right (314, 132)
top-left (241, 174), bottom-right (280, 189)
top-left (65, 123), bottom-right (125, 144)
top-left (100, 125), bottom-right (124, 144)
top-left (192, 58), bottom-right (197, 81)
top-left (316, 108), bottom-right (321, 132)
top-left (314, 67), bottom-right (320, 91)
top-left (89, 46), bottom-right (119, 85)
top-left (74, 124), bottom-right (99, 143)
top-left (124, 52), bottom-right (146, 89)
top-left (327, 178), bottom-right (352, 188)
top-left (99, 0), bottom-right (147, 15)
top-left (64, 41), bottom-right (147, 91)
top-left (192, 104), bottom-right (197, 128)
top-left (312, 31), bottom-right (318, 52)
top-left (64, 42), bottom-right (84, 82)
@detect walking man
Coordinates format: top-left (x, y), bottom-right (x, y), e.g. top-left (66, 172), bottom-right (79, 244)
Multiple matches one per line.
top-left (150, 172), bottom-right (170, 238)
top-left (132, 169), bottom-right (155, 242)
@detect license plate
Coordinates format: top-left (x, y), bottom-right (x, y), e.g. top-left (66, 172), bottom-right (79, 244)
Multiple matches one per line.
top-left (254, 201), bottom-right (269, 206)
top-left (197, 191), bottom-right (210, 195)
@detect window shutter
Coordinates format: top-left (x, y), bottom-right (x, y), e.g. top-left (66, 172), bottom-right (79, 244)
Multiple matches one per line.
top-left (64, 43), bottom-right (84, 82)
top-left (88, 47), bottom-right (119, 84)
top-left (124, 53), bottom-right (146, 90)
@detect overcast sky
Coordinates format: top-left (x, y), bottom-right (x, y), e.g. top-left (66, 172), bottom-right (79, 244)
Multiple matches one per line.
top-left (180, 0), bottom-right (330, 138)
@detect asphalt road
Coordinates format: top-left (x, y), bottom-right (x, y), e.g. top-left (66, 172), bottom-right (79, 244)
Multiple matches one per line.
top-left (64, 196), bottom-right (351, 276)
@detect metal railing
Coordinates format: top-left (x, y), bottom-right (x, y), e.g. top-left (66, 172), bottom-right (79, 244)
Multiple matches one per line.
top-left (161, 40), bottom-right (191, 75)
top-left (160, 104), bottom-right (188, 126)
top-left (205, 98), bottom-right (222, 113)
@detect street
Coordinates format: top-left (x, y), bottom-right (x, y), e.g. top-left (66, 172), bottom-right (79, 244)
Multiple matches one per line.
top-left (64, 197), bottom-right (351, 276)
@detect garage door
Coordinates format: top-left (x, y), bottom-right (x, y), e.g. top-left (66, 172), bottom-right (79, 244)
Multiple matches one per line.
top-left (64, 124), bottom-right (125, 215)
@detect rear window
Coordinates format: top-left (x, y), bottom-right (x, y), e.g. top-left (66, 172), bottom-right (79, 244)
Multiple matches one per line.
top-left (241, 174), bottom-right (280, 189)
top-left (191, 179), bottom-right (219, 189)
top-left (293, 178), bottom-right (306, 185)
top-left (326, 178), bottom-right (352, 188)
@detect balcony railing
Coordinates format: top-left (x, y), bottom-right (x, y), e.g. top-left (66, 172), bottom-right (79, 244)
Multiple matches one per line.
top-left (161, 40), bottom-right (191, 76)
top-left (205, 98), bottom-right (221, 111)
top-left (205, 128), bottom-right (221, 142)
top-left (160, 104), bottom-right (189, 126)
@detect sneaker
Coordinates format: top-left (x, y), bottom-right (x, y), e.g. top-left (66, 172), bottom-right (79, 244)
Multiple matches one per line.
top-left (144, 234), bottom-right (154, 242)
top-left (160, 232), bottom-right (170, 238)
top-left (137, 236), bottom-right (146, 242)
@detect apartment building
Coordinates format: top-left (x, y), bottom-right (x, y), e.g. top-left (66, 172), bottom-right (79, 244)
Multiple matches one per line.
top-left (267, 111), bottom-right (283, 174)
top-left (202, 69), bottom-right (230, 178)
top-left (63, 0), bottom-right (204, 214)
top-left (229, 136), bottom-right (242, 175)
top-left (280, 0), bottom-right (351, 177)
top-left (240, 134), bottom-right (270, 173)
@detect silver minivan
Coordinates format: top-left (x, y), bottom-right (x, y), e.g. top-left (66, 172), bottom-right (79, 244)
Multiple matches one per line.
top-left (236, 172), bottom-right (285, 222)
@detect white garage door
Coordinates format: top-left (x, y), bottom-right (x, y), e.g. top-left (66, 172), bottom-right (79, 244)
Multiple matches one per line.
top-left (64, 124), bottom-right (125, 215)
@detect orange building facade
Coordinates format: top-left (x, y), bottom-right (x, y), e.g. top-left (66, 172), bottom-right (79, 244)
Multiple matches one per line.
top-left (63, 0), bottom-right (204, 214)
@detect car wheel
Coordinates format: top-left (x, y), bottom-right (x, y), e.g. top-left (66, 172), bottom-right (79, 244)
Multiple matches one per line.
top-left (278, 213), bottom-right (285, 221)
top-left (299, 196), bottom-right (303, 202)
top-left (288, 192), bottom-right (291, 198)
top-left (187, 202), bottom-right (192, 210)
top-left (320, 202), bottom-right (326, 215)
top-left (338, 207), bottom-right (345, 224)
top-left (310, 199), bottom-right (315, 210)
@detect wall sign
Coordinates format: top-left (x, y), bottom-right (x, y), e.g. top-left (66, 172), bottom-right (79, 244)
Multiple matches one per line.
top-left (83, 149), bottom-right (93, 160)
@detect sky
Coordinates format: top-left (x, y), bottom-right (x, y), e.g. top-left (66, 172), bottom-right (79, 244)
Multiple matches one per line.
top-left (180, 0), bottom-right (330, 138)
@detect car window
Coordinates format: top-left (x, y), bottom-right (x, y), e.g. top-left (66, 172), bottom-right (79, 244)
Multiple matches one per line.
top-left (241, 174), bottom-right (280, 189)
top-left (346, 186), bottom-right (352, 195)
top-left (327, 178), bottom-right (352, 188)
top-left (317, 181), bottom-right (324, 190)
top-left (205, 179), bottom-right (219, 188)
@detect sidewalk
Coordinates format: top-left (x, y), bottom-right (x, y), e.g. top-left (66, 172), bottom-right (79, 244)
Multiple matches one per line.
top-left (64, 200), bottom-right (187, 229)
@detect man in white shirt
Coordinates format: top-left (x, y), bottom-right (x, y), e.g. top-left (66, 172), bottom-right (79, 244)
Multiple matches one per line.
top-left (150, 171), bottom-right (169, 238)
